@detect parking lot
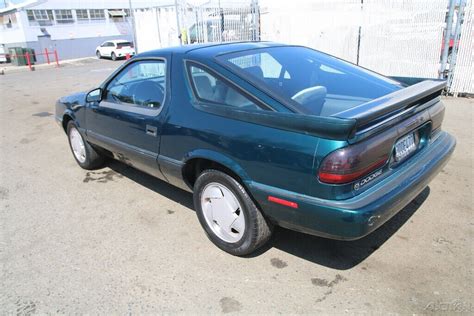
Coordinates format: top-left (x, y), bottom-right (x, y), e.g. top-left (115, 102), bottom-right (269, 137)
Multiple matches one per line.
top-left (0, 59), bottom-right (472, 314)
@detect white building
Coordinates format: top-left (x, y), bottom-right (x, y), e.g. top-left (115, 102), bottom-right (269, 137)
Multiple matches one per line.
top-left (0, 0), bottom-right (158, 61)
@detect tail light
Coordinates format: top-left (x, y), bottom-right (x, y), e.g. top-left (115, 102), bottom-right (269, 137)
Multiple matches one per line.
top-left (319, 141), bottom-right (390, 184)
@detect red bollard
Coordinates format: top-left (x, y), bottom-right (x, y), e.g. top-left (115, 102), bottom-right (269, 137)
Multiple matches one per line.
top-left (54, 49), bottom-right (59, 67)
top-left (25, 52), bottom-right (32, 71)
top-left (125, 53), bottom-right (131, 60)
top-left (45, 48), bottom-right (50, 64)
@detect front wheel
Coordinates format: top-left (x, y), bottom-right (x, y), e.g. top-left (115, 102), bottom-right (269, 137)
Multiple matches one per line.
top-left (111, 52), bottom-right (117, 61)
top-left (96, 50), bottom-right (101, 59)
top-left (67, 121), bottom-right (105, 170)
top-left (193, 170), bottom-right (273, 256)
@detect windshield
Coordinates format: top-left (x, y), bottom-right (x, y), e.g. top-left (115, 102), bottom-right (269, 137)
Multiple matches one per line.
top-left (216, 46), bottom-right (403, 116)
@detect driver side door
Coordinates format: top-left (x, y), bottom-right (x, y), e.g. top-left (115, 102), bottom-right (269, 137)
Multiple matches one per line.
top-left (85, 58), bottom-right (168, 180)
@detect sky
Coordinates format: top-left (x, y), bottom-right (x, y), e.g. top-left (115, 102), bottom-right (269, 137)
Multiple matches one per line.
top-left (1, 0), bottom-right (26, 9)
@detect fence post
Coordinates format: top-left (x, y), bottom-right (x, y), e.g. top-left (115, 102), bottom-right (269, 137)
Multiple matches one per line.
top-left (174, 0), bottom-right (182, 45)
top-left (45, 48), bottom-right (50, 64)
top-left (439, 0), bottom-right (456, 79)
top-left (447, 0), bottom-right (466, 92)
top-left (54, 49), bottom-right (59, 67)
top-left (25, 52), bottom-right (32, 71)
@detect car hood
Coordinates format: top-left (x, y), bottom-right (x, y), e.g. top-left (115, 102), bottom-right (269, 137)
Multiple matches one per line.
top-left (59, 91), bottom-right (87, 107)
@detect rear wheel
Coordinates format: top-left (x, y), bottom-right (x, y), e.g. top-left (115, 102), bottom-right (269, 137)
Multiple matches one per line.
top-left (96, 50), bottom-right (101, 59)
top-left (67, 121), bottom-right (105, 170)
top-left (111, 52), bottom-right (117, 61)
top-left (193, 170), bottom-right (273, 256)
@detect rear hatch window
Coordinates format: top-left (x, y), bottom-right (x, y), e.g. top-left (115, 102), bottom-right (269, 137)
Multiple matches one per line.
top-left (117, 42), bottom-right (133, 49)
top-left (216, 46), bottom-right (404, 116)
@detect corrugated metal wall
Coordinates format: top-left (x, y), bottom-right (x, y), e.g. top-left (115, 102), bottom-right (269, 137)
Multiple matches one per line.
top-left (450, 0), bottom-right (473, 94)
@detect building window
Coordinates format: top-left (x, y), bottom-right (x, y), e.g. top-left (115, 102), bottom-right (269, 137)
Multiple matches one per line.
top-left (89, 9), bottom-right (105, 20)
top-left (76, 9), bottom-right (89, 21)
top-left (27, 10), bottom-right (54, 26)
top-left (54, 10), bottom-right (74, 24)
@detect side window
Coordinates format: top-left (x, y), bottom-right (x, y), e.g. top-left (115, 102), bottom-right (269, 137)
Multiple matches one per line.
top-left (188, 64), bottom-right (265, 111)
top-left (104, 60), bottom-right (166, 109)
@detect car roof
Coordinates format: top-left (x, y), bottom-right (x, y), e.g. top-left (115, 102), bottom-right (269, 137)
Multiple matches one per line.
top-left (137, 41), bottom-right (284, 58)
top-left (106, 40), bottom-right (132, 44)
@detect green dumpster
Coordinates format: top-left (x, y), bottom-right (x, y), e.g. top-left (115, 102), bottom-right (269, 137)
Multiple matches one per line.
top-left (24, 48), bottom-right (36, 63)
top-left (9, 47), bottom-right (26, 66)
top-left (8, 47), bottom-right (36, 66)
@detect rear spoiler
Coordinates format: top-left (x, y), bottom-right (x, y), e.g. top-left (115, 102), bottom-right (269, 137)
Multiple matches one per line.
top-left (333, 80), bottom-right (446, 138)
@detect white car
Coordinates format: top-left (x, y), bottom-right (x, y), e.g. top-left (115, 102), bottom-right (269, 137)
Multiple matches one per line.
top-left (96, 40), bottom-right (135, 61)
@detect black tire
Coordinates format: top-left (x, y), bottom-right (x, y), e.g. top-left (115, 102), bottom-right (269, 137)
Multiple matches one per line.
top-left (66, 121), bottom-right (105, 170)
top-left (96, 50), bottom-right (101, 59)
top-left (111, 52), bottom-right (117, 61)
top-left (193, 169), bottom-right (273, 256)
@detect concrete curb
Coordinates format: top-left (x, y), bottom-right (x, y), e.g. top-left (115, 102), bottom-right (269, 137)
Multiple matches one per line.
top-left (0, 57), bottom-right (99, 75)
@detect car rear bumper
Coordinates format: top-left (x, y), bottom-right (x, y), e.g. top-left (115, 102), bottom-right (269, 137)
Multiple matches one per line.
top-left (116, 51), bottom-right (135, 57)
top-left (248, 131), bottom-right (456, 240)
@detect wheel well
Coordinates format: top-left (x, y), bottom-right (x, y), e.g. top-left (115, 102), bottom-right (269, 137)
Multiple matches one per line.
top-left (183, 158), bottom-right (243, 189)
top-left (62, 114), bottom-right (73, 133)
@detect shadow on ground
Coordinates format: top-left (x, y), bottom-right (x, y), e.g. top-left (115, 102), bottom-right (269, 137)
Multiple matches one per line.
top-left (109, 160), bottom-right (429, 270)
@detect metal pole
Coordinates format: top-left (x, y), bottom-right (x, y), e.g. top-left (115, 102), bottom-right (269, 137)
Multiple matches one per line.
top-left (155, 8), bottom-right (162, 48)
top-left (54, 49), bottom-right (59, 67)
top-left (356, 0), bottom-right (363, 65)
top-left (175, 0), bottom-right (182, 45)
top-left (447, 0), bottom-right (466, 90)
top-left (45, 47), bottom-right (50, 64)
top-left (218, 0), bottom-right (223, 42)
top-left (251, 0), bottom-right (260, 41)
top-left (25, 52), bottom-right (32, 71)
top-left (439, 0), bottom-right (457, 79)
top-left (129, 0), bottom-right (138, 52)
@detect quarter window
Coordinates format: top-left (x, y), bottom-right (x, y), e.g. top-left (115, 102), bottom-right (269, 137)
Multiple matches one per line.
top-left (188, 64), bottom-right (265, 111)
top-left (105, 60), bottom-right (166, 109)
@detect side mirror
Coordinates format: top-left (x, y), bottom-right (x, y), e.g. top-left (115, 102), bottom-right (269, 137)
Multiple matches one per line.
top-left (86, 88), bottom-right (102, 103)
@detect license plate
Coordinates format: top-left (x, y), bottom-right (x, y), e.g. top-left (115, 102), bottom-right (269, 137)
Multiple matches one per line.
top-left (394, 133), bottom-right (417, 162)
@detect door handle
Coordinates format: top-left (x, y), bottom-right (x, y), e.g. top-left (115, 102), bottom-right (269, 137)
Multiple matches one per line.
top-left (146, 125), bottom-right (158, 137)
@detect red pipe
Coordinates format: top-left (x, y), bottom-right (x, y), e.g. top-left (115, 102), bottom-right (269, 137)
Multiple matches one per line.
top-left (54, 49), bottom-right (59, 67)
top-left (45, 48), bottom-right (50, 64)
top-left (25, 52), bottom-right (32, 71)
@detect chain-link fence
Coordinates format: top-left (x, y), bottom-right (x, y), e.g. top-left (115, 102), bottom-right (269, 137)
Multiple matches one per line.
top-left (133, 0), bottom-right (258, 52)
top-left (132, 0), bottom-right (472, 94)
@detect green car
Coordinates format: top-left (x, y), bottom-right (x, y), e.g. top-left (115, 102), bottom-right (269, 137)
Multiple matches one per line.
top-left (55, 42), bottom-right (455, 255)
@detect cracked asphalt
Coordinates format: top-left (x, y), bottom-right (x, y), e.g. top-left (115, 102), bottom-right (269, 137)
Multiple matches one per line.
top-left (0, 59), bottom-right (472, 314)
